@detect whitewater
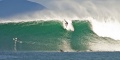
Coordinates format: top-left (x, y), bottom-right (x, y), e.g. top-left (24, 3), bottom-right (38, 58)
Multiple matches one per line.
top-left (0, 0), bottom-right (120, 52)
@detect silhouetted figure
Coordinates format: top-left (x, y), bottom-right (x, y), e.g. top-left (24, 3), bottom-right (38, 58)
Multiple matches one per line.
top-left (0, 0), bottom-right (46, 18)
top-left (64, 19), bottom-right (68, 27)
top-left (60, 49), bottom-right (64, 52)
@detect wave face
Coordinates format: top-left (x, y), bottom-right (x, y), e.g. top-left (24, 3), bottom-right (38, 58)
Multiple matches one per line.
top-left (0, 20), bottom-right (120, 52)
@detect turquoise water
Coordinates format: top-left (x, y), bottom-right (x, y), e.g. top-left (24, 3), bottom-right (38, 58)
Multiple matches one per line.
top-left (0, 52), bottom-right (120, 60)
top-left (0, 20), bottom-right (117, 51)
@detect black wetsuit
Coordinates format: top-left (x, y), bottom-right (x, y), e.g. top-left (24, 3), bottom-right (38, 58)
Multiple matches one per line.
top-left (65, 20), bottom-right (68, 27)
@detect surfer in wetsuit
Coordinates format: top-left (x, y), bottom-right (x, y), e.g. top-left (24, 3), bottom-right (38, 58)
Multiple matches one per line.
top-left (64, 19), bottom-right (68, 27)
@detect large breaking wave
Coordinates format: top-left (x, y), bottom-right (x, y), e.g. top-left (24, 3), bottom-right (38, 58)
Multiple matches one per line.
top-left (0, 0), bottom-right (120, 52)
top-left (0, 20), bottom-right (120, 52)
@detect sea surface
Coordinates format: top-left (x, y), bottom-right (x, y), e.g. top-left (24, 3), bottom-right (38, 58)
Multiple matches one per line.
top-left (0, 52), bottom-right (120, 60)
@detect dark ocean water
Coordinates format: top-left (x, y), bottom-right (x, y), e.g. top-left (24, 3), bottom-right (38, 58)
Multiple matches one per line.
top-left (0, 52), bottom-right (120, 60)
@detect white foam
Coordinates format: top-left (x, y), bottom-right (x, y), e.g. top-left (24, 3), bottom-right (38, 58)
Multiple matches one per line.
top-left (59, 40), bottom-right (74, 52)
top-left (89, 38), bottom-right (120, 51)
top-left (90, 20), bottom-right (120, 40)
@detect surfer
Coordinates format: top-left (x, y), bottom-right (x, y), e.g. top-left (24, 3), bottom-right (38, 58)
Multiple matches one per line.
top-left (60, 49), bottom-right (64, 52)
top-left (64, 19), bottom-right (68, 27)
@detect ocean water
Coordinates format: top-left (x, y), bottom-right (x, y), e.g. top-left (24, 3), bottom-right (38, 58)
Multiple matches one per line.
top-left (0, 0), bottom-right (120, 60)
top-left (0, 52), bottom-right (120, 60)
top-left (0, 0), bottom-right (120, 52)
